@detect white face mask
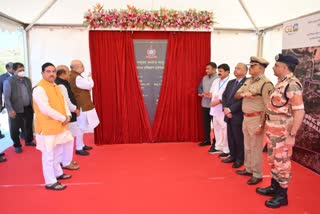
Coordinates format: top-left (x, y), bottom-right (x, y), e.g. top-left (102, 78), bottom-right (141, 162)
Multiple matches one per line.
top-left (17, 71), bottom-right (25, 77)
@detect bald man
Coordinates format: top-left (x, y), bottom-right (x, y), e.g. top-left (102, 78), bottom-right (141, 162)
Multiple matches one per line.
top-left (69, 60), bottom-right (99, 155)
top-left (221, 63), bottom-right (248, 168)
top-left (54, 65), bottom-right (80, 169)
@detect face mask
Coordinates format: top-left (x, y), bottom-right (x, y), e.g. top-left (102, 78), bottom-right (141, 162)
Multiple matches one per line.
top-left (17, 71), bottom-right (25, 77)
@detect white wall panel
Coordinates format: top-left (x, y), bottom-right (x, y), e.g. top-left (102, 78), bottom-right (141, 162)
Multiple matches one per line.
top-left (28, 26), bottom-right (90, 85)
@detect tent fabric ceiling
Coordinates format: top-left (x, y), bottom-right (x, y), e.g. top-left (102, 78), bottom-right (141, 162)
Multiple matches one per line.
top-left (1, 0), bottom-right (320, 29)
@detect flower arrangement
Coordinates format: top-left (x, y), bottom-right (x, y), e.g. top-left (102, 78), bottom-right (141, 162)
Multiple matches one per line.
top-left (84, 4), bottom-right (214, 30)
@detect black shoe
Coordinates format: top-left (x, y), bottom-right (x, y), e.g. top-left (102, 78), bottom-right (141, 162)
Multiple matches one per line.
top-left (0, 133), bottom-right (5, 139)
top-left (232, 162), bottom-right (243, 168)
top-left (83, 145), bottom-right (93, 150)
top-left (236, 169), bottom-right (252, 176)
top-left (208, 147), bottom-right (220, 154)
top-left (265, 187), bottom-right (288, 208)
top-left (222, 157), bottom-right (235, 163)
top-left (256, 178), bottom-right (277, 196)
top-left (0, 153), bottom-right (5, 157)
top-left (219, 152), bottom-right (230, 158)
top-left (263, 144), bottom-right (268, 153)
top-left (0, 156), bottom-right (7, 162)
top-left (257, 186), bottom-right (276, 196)
top-left (25, 142), bottom-right (36, 146)
top-left (76, 149), bottom-right (89, 156)
top-left (198, 141), bottom-right (211, 146)
top-left (247, 177), bottom-right (263, 185)
top-left (15, 147), bottom-right (23, 153)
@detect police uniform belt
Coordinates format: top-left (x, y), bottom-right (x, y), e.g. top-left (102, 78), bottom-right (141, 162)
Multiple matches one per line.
top-left (265, 114), bottom-right (284, 121)
top-left (243, 112), bottom-right (262, 117)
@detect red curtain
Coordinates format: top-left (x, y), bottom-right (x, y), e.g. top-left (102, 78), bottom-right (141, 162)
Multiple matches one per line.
top-left (89, 31), bottom-right (152, 144)
top-left (152, 32), bottom-right (211, 142)
top-left (89, 31), bottom-right (210, 144)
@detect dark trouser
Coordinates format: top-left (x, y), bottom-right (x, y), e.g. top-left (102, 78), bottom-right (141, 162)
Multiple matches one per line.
top-left (8, 106), bottom-right (34, 148)
top-left (227, 121), bottom-right (244, 163)
top-left (202, 107), bottom-right (213, 143)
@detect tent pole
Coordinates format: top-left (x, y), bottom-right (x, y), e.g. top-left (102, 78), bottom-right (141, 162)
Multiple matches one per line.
top-left (238, 0), bottom-right (258, 31)
top-left (0, 12), bottom-right (24, 25)
top-left (23, 29), bottom-right (31, 80)
top-left (25, 0), bottom-right (58, 32)
top-left (257, 31), bottom-right (264, 57)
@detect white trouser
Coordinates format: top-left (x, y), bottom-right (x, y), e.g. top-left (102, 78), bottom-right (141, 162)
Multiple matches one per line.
top-left (75, 133), bottom-right (84, 151)
top-left (68, 122), bottom-right (84, 151)
top-left (61, 141), bottom-right (74, 167)
top-left (212, 114), bottom-right (229, 153)
top-left (41, 144), bottom-right (64, 185)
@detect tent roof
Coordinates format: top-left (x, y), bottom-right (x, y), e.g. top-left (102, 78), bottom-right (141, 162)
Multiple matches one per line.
top-left (1, 0), bottom-right (320, 30)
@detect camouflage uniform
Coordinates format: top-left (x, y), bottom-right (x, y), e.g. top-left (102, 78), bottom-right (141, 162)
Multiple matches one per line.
top-left (265, 73), bottom-right (304, 188)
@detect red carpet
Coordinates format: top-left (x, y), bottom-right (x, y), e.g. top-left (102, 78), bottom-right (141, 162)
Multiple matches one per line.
top-left (0, 134), bottom-right (319, 214)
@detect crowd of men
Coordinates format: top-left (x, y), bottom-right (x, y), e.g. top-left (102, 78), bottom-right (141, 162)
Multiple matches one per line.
top-left (198, 54), bottom-right (305, 208)
top-left (0, 60), bottom-right (100, 190)
top-left (0, 54), bottom-right (305, 206)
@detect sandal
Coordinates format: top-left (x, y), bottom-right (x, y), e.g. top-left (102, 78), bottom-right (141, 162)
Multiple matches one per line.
top-left (56, 173), bottom-right (72, 180)
top-left (62, 161), bottom-right (80, 170)
top-left (45, 182), bottom-right (66, 190)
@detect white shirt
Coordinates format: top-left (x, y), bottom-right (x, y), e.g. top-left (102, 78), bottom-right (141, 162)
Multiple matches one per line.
top-left (58, 85), bottom-right (77, 113)
top-left (210, 76), bottom-right (230, 116)
top-left (76, 75), bottom-right (94, 90)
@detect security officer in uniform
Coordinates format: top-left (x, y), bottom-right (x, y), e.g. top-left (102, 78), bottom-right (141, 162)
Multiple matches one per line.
top-left (256, 54), bottom-right (305, 208)
top-left (235, 56), bottom-right (274, 185)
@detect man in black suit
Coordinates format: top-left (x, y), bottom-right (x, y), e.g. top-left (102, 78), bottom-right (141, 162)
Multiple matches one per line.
top-left (221, 63), bottom-right (248, 168)
top-left (0, 62), bottom-right (14, 162)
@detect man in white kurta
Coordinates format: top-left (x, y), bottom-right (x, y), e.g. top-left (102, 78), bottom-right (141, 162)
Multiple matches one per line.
top-left (209, 64), bottom-right (230, 156)
top-left (69, 60), bottom-right (100, 155)
top-left (33, 62), bottom-right (73, 190)
top-left (55, 65), bottom-right (81, 170)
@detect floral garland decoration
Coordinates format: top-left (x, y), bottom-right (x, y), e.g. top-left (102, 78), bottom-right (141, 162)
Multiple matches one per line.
top-left (84, 4), bottom-right (214, 30)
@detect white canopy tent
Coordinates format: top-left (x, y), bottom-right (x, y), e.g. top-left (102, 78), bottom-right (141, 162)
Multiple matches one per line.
top-left (0, 0), bottom-right (320, 84)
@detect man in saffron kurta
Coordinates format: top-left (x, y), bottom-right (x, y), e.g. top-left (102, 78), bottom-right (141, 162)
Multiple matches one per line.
top-left (33, 62), bottom-right (73, 190)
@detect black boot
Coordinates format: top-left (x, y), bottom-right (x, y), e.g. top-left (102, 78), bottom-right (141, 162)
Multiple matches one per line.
top-left (265, 185), bottom-right (288, 208)
top-left (256, 178), bottom-right (277, 196)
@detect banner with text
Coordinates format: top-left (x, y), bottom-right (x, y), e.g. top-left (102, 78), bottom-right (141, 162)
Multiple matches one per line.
top-left (133, 40), bottom-right (168, 124)
top-left (282, 13), bottom-right (320, 173)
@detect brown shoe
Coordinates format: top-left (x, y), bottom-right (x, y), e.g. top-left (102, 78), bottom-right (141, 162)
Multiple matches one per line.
top-left (247, 177), bottom-right (263, 185)
top-left (62, 161), bottom-right (80, 170)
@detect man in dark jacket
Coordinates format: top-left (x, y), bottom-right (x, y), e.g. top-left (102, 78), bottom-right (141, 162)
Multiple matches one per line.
top-left (221, 63), bottom-right (248, 168)
top-left (3, 62), bottom-right (36, 153)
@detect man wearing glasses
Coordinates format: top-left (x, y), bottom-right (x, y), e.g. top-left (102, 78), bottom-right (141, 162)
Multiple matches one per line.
top-left (235, 56), bottom-right (274, 185)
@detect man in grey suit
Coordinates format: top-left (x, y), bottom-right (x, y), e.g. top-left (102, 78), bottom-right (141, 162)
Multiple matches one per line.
top-left (0, 62), bottom-right (14, 161)
top-left (221, 63), bottom-right (248, 168)
top-left (3, 62), bottom-right (35, 153)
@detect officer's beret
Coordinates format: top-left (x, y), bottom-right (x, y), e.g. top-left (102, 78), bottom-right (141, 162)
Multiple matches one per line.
top-left (275, 54), bottom-right (299, 66)
top-left (250, 56), bottom-right (269, 68)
